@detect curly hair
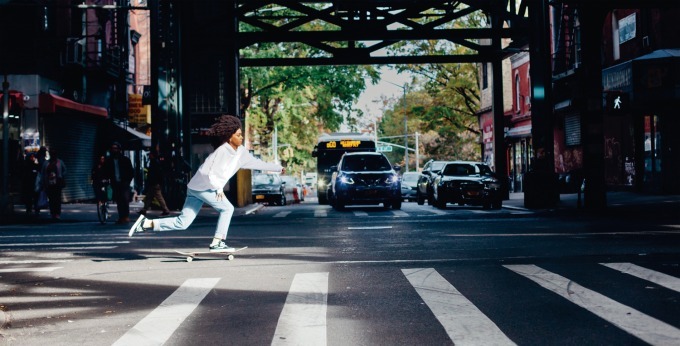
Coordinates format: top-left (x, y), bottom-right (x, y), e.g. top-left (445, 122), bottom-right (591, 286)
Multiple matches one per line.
top-left (208, 114), bottom-right (242, 148)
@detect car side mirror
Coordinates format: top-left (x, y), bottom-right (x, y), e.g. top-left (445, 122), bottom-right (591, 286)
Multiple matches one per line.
top-left (330, 165), bottom-right (337, 172)
top-left (393, 165), bottom-right (401, 172)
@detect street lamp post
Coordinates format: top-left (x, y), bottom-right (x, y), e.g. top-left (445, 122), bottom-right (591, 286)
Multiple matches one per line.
top-left (1, 76), bottom-right (9, 212)
top-left (384, 80), bottom-right (409, 172)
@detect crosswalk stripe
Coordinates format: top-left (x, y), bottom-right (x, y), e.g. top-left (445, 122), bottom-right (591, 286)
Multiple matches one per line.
top-left (0, 241), bottom-right (129, 247)
top-left (602, 262), bottom-right (680, 293)
top-left (113, 278), bottom-right (220, 346)
top-left (274, 211), bottom-right (292, 218)
top-left (402, 268), bottom-right (516, 346)
top-left (314, 209), bottom-right (327, 217)
top-left (272, 272), bottom-right (329, 346)
top-left (505, 264), bottom-right (680, 345)
top-left (427, 208), bottom-right (448, 215)
top-left (0, 267), bottom-right (62, 273)
top-left (391, 210), bottom-right (409, 217)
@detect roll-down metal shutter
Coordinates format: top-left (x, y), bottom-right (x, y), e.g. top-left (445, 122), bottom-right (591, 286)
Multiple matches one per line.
top-left (42, 114), bottom-right (99, 202)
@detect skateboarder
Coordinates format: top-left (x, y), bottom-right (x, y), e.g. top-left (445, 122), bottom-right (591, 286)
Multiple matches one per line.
top-left (128, 114), bottom-right (284, 252)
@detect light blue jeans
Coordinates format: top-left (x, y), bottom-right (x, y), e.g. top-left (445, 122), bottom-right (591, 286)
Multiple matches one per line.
top-left (153, 188), bottom-right (234, 239)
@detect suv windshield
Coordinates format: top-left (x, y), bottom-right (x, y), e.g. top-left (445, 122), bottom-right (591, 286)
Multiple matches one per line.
top-left (442, 163), bottom-right (477, 176)
top-left (342, 155), bottom-right (392, 171)
top-left (253, 174), bottom-right (280, 185)
top-left (402, 172), bottom-right (420, 184)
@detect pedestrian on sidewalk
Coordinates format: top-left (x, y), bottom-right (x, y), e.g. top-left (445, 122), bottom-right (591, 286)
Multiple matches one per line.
top-left (42, 148), bottom-right (67, 220)
top-left (128, 114), bottom-right (284, 252)
top-left (104, 142), bottom-right (134, 224)
top-left (21, 152), bottom-right (39, 214)
top-left (139, 148), bottom-right (170, 216)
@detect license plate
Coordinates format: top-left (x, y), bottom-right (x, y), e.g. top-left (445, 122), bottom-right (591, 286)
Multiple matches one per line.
top-left (255, 195), bottom-right (265, 200)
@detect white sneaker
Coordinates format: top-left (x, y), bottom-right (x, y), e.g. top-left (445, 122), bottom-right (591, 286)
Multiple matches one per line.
top-left (209, 241), bottom-right (235, 252)
top-left (128, 214), bottom-right (147, 237)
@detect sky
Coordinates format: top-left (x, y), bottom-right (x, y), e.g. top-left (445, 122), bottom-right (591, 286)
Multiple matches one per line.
top-left (355, 66), bottom-right (413, 119)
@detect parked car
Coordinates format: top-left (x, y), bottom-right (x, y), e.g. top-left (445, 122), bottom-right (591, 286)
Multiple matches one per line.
top-left (280, 175), bottom-right (302, 203)
top-left (416, 160), bottom-right (451, 205)
top-left (401, 172), bottom-right (421, 202)
top-left (431, 161), bottom-right (502, 209)
top-left (328, 152), bottom-right (402, 210)
top-left (252, 173), bottom-right (288, 206)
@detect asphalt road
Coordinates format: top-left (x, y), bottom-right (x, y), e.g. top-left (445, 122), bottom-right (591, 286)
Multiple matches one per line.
top-left (1, 199), bottom-right (679, 345)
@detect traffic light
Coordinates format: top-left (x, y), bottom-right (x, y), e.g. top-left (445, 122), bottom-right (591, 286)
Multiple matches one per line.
top-left (606, 91), bottom-right (629, 115)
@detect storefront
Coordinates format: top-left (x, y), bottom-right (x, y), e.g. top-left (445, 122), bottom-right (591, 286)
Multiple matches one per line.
top-left (602, 49), bottom-right (680, 194)
top-left (506, 122), bottom-right (533, 192)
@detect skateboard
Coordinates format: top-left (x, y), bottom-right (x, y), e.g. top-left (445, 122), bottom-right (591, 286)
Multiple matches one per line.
top-left (174, 246), bottom-right (248, 262)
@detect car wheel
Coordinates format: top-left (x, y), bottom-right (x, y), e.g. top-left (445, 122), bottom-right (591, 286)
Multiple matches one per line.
top-left (416, 192), bottom-right (425, 205)
top-left (383, 201), bottom-right (391, 209)
top-left (391, 199), bottom-right (402, 210)
top-left (435, 198), bottom-right (446, 209)
top-left (492, 200), bottom-right (503, 209)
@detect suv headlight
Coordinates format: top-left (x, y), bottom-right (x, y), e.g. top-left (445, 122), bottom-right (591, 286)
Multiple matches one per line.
top-left (385, 175), bottom-right (399, 184)
top-left (340, 175), bottom-right (355, 184)
top-left (485, 182), bottom-right (501, 190)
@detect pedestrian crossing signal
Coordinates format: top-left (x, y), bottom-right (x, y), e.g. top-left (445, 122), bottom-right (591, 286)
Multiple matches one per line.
top-left (606, 91), bottom-right (628, 115)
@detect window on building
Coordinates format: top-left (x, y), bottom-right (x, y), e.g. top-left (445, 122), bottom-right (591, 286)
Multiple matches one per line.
top-left (515, 74), bottom-right (521, 112)
top-left (481, 63), bottom-right (489, 89)
top-left (612, 13), bottom-right (620, 60)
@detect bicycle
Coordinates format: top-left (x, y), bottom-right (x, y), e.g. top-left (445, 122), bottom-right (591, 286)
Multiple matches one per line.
top-left (95, 179), bottom-right (111, 224)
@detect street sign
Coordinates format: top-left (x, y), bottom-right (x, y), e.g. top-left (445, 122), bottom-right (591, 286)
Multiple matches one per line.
top-left (377, 145), bottom-right (392, 152)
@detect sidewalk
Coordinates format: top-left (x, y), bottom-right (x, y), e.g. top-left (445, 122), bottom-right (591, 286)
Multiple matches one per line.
top-left (504, 191), bottom-right (680, 218)
top-left (0, 201), bottom-right (265, 225)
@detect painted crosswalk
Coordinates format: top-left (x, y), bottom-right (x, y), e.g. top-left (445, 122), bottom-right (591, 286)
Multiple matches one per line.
top-left (6, 260), bottom-right (680, 345)
top-left (97, 262), bottom-right (680, 345)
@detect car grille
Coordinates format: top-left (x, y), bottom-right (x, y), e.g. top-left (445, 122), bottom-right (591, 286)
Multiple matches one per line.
top-left (354, 174), bottom-right (387, 186)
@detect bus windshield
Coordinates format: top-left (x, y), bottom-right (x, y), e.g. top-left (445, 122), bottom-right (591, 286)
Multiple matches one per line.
top-left (312, 133), bottom-right (375, 203)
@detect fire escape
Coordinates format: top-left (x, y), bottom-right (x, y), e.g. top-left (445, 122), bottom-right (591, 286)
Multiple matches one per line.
top-left (552, 3), bottom-right (580, 78)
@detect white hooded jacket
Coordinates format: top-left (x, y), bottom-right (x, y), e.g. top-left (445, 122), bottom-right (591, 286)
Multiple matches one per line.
top-left (187, 143), bottom-right (282, 191)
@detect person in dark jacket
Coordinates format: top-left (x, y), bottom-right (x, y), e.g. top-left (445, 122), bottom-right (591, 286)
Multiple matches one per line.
top-left (103, 142), bottom-right (134, 224)
top-left (42, 148), bottom-right (67, 220)
top-left (139, 149), bottom-right (170, 216)
top-left (21, 153), bottom-right (39, 214)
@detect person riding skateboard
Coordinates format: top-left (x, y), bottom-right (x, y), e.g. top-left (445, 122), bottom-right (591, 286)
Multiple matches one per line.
top-left (128, 114), bottom-right (284, 252)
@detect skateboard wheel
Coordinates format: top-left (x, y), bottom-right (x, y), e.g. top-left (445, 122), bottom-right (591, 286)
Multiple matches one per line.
top-left (186, 256), bottom-right (193, 262)
top-left (227, 254), bottom-right (234, 261)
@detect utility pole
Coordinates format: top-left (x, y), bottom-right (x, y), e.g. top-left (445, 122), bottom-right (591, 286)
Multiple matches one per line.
top-left (1, 76), bottom-right (9, 213)
top-left (402, 85), bottom-right (408, 172)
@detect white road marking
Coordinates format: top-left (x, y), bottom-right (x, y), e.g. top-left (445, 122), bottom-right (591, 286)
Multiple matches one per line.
top-left (0, 241), bottom-right (129, 247)
top-left (0, 260), bottom-right (72, 264)
top-left (391, 210), bottom-right (409, 217)
top-left (274, 211), bottom-right (292, 218)
top-left (505, 264), bottom-right (680, 345)
top-left (347, 226), bottom-right (392, 230)
top-left (427, 208), bottom-right (448, 215)
top-left (602, 262), bottom-right (680, 293)
top-left (0, 267), bottom-right (62, 273)
top-left (113, 278), bottom-right (220, 346)
top-left (402, 268), bottom-right (516, 346)
top-left (353, 211), bottom-right (368, 217)
top-left (272, 272), bottom-right (329, 346)
top-left (314, 209), bottom-right (327, 217)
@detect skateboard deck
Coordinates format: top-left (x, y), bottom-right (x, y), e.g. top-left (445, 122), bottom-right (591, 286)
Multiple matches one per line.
top-left (175, 246), bottom-right (247, 262)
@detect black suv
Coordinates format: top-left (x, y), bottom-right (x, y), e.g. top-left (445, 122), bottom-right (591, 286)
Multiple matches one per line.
top-left (416, 160), bottom-right (451, 205)
top-left (431, 161), bottom-right (502, 209)
top-left (328, 152), bottom-right (402, 210)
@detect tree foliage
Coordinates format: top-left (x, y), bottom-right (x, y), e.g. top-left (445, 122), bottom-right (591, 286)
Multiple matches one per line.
top-left (239, 15), bottom-right (379, 178)
top-left (379, 8), bottom-right (489, 166)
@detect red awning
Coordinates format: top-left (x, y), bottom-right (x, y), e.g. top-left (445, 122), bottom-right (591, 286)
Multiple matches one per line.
top-left (39, 93), bottom-right (108, 118)
top-left (0, 90), bottom-right (25, 108)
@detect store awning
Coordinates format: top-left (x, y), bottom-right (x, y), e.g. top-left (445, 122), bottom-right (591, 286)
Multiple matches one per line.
top-left (506, 124), bottom-right (532, 138)
top-left (39, 93), bottom-right (108, 117)
top-left (105, 121), bottom-right (151, 149)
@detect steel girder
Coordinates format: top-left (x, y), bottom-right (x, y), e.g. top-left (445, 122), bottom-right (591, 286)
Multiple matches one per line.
top-left (236, 0), bottom-right (532, 67)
